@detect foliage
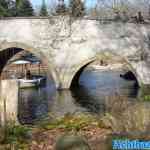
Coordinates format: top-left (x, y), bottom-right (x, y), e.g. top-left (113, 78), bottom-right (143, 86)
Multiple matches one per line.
top-left (39, 113), bottom-right (99, 131)
top-left (15, 0), bottom-right (34, 16)
top-left (0, 0), bottom-right (34, 17)
top-left (5, 125), bottom-right (30, 142)
top-left (56, 0), bottom-right (67, 15)
top-left (143, 95), bottom-right (150, 101)
top-left (94, 0), bottom-right (150, 19)
top-left (30, 113), bottom-right (111, 149)
top-left (0, 125), bottom-right (31, 149)
top-left (69, 0), bottom-right (85, 17)
top-left (39, 0), bottom-right (48, 16)
top-left (0, 0), bottom-right (12, 17)
top-left (0, 114), bottom-right (112, 149)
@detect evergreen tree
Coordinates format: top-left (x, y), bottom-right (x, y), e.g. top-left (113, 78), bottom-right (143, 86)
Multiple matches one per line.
top-left (40, 0), bottom-right (48, 16)
top-left (15, 0), bottom-right (34, 16)
top-left (16, 0), bottom-right (22, 7)
top-left (9, 0), bottom-right (18, 16)
top-left (69, 0), bottom-right (85, 17)
top-left (0, 0), bottom-right (10, 17)
top-left (56, 0), bottom-right (66, 15)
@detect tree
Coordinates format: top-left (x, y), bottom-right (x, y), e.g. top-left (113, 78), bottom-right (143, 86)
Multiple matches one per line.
top-left (0, 0), bottom-right (10, 17)
top-left (15, 0), bottom-right (34, 16)
top-left (49, 0), bottom-right (57, 14)
top-left (149, 4), bottom-right (150, 17)
top-left (131, 0), bottom-right (150, 18)
top-left (56, 0), bottom-right (66, 15)
top-left (69, 0), bottom-right (85, 17)
top-left (40, 0), bottom-right (48, 16)
top-left (94, 0), bottom-right (150, 19)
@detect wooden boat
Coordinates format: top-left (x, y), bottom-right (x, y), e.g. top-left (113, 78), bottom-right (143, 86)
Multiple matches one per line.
top-left (11, 59), bottom-right (46, 88)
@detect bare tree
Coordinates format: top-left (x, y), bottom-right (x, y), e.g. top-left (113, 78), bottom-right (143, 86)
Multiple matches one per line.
top-left (69, 0), bottom-right (85, 17)
top-left (132, 0), bottom-right (150, 17)
top-left (87, 0), bottom-right (150, 20)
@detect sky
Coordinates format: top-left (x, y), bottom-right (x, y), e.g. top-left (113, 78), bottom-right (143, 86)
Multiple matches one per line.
top-left (31, 0), bottom-right (97, 8)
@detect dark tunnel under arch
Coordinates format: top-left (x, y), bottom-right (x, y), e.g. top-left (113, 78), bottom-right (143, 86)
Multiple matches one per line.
top-left (70, 57), bottom-right (140, 89)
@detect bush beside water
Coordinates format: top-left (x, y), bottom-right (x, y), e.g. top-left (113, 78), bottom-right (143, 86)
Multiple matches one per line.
top-left (0, 125), bottom-right (31, 149)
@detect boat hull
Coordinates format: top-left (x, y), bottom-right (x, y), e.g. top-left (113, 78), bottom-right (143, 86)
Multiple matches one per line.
top-left (18, 76), bottom-right (46, 88)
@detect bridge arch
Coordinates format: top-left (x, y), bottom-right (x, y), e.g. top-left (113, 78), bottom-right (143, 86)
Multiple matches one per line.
top-left (0, 42), bottom-right (59, 88)
top-left (67, 52), bottom-right (142, 89)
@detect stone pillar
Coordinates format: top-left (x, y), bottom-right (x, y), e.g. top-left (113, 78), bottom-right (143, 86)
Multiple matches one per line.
top-left (0, 80), bottom-right (19, 126)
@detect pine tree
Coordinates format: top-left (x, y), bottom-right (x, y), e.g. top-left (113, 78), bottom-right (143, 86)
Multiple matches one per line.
top-left (69, 0), bottom-right (85, 17)
top-left (0, 0), bottom-right (10, 17)
top-left (15, 0), bottom-right (34, 16)
top-left (8, 0), bottom-right (18, 16)
top-left (16, 0), bottom-right (22, 8)
top-left (40, 0), bottom-right (48, 16)
top-left (56, 0), bottom-right (66, 15)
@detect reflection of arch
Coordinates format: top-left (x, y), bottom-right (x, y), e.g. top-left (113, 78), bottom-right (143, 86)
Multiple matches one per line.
top-left (71, 86), bottom-right (105, 113)
top-left (69, 53), bottom-right (142, 89)
top-left (70, 58), bottom-right (96, 88)
top-left (0, 42), bottom-right (59, 88)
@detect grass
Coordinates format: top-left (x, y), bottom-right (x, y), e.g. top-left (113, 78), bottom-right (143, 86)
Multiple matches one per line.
top-left (143, 95), bottom-right (150, 101)
top-left (0, 113), bottom-right (105, 149)
top-left (0, 124), bottom-right (32, 150)
top-left (39, 113), bottom-right (100, 131)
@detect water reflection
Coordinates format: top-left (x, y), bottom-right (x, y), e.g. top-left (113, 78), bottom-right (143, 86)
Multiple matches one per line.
top-left (18, 69), bottom-right (139, 124)
top-left (71, 87), bottom-right (106, 114)
top-left (102, 95), bottom-right (150, 134)
top-left (19, 88), bottom-right (49, 124)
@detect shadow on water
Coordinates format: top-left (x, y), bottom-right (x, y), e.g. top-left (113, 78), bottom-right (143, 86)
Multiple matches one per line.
top-left (18, 87), bottom-right (49, 124)
top-left (18, 69), bottom-right (140, 124)
top-left (71, 86), bottom-right (106, 114)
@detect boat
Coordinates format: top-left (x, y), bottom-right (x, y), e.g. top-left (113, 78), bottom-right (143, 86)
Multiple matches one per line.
top-left (18, 75), bottom-right (46, 88)
top-left (91, 63), bottom-right (124, 71)
top-left (11, 59), bottom-right (46, 88)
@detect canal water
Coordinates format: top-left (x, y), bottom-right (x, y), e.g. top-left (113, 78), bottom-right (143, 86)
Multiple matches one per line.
top-left (18, 68), bottom-right (139, 124)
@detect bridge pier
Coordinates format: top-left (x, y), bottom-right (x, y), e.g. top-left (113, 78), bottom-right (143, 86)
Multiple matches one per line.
top-left (56, 75), bottom-right (75, 90)
top-left (0, 80), bottom-right (19, 126)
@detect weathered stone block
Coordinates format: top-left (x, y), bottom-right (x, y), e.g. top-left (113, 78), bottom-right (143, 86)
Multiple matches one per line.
top-left (0, 80), bottom-right (19, 126)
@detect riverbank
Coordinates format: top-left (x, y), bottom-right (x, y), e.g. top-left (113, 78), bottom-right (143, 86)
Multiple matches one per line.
top-left (30, 124), bottom-right (111, 150)
top-left (0, 114), bottom-right (112, 150)
top-left (1, 95), bottom-right (150, 149)
top-left (28, 96), bottom-right (150, 150)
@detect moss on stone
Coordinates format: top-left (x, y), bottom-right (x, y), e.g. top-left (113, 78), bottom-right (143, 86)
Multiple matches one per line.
top-left (55, 134), bottom-right (91, 150)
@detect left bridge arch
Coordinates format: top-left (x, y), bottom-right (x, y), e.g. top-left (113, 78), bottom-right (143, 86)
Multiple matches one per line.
top-left (0, 41), bottom-right (60, 88)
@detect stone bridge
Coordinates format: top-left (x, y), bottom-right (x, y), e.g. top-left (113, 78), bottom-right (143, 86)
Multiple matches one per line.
top-left (0, 16), bottom-right (150, 89)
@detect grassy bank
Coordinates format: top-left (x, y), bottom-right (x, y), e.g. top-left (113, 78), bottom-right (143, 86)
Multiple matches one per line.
top-left (0, 114), bottom-right (112, 150)
top-left (1, 95), bottom-right (150, 149)
top-left (0, 125), bottom-right (31, 149)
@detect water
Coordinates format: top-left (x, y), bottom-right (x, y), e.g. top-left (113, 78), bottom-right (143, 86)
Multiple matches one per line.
top-left (18, 69), bottom-right (139, 124)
